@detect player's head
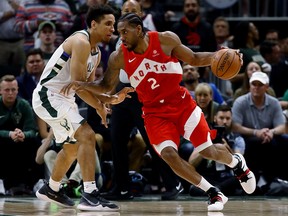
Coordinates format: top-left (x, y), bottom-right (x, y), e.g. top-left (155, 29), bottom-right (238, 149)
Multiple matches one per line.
top-left (86, 5), bottom-right (116, 42)
top-left (86, 4), bottom-right (115, 28)
top-left (117, 12), bottom-right (145, 51)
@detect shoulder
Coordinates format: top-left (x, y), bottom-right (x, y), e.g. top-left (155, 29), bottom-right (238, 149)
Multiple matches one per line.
top-left (158, 31), bottom-right (181, 46)
top-left (266, 93), bottom-right (280, 104)
top-left (233, 94), bottom-right (249, 106)
top-left (17, 97), bottom-right (32, 108)
top-left (64, 32), bottom-right (90, 54)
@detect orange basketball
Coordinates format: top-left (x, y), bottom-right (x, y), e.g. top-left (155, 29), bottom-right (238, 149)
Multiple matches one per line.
top-left (210, 48), bottom-right (241, 80)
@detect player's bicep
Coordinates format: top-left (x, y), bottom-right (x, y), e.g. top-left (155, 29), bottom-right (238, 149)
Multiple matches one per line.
top-left (70, 40), bottom-right (90, 81)
top-left (161, 31), bottom-right (196, 63)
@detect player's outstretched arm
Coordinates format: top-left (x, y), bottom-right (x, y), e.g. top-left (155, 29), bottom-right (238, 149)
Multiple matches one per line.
top-left (60, 49), bottom-right (125, 96)
top-left (160, 31), bottom-right (216, 66)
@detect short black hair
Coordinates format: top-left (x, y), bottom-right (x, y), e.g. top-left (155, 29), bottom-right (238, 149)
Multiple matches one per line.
top-left (216, 104), bottom-right (232, 113)
top-left (86, 4), bottom-right (115, 28)
top-left (26, 48), bottom-right (44, 62)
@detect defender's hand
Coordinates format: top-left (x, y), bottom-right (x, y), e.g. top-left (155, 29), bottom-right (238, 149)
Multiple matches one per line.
top-left (60, 81), bottom-right (82, 95)
top-left (96, 104), bottom-right (110, 128)
top-left (110, 87), bottom-right (135, 105)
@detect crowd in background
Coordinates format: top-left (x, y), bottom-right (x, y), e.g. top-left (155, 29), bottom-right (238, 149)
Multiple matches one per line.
top-left (1, 0), bottom-right (288, 199)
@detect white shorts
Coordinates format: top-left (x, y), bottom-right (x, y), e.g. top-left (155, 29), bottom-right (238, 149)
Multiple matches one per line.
top-left (32, 87), bottom-right (85, 144)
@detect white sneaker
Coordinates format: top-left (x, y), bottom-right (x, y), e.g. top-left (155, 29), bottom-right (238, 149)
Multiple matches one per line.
top-left (206, 187), bottom-right (228, 212)
top-left (233, 153), bottom-right (256, 194)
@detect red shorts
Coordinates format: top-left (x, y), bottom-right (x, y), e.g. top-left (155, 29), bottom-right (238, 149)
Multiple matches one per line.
top-left (144, 97), bottom-right (213, 153)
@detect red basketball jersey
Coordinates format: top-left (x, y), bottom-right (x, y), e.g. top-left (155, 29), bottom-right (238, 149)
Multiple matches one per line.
top-left (121, 31), bottom-right (193, 115)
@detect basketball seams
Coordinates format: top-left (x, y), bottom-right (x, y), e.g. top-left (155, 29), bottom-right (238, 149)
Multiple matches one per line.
top-left (223, 50), bottom-right (235, 77)
top-left (211, 48), bottom-right (241, 80)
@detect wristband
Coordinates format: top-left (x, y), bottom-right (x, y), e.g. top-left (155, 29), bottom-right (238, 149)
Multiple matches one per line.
top-left (253, 129), bottom-right (257, 136)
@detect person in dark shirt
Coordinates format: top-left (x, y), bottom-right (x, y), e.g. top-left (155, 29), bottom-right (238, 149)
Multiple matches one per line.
top-left (0, 74), bottom-right (42, 194)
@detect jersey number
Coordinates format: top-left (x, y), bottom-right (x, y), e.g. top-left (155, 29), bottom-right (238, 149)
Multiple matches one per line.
top-left (147, 78), bottom-right (160, 89)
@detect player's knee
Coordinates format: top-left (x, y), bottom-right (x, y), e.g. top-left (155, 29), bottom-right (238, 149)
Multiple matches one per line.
top-left (161, 147), bottom-right (179, 164)
top-left (199, 145), bottom-right (219, 161)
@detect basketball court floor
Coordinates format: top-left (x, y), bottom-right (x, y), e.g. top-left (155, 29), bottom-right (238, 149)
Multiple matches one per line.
top-left (0, 195), bottom-right (287, 216)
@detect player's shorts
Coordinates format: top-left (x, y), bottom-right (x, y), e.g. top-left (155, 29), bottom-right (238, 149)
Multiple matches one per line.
top-left (32, 86), bottom-right (85, 145)
top-left (144, 104), bottom-right (213, 155)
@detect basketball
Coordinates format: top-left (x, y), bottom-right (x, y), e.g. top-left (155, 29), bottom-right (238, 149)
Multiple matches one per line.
top-left (210, 48), bottom-right (241, 80)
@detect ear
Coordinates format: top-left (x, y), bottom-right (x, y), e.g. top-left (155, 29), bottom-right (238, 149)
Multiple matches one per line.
top-left (136, 25), bottom-right (142, 37)
top-left (91, 20), bottom-right (98, 29)
top-left (213, 115), bottom-right (217, 123)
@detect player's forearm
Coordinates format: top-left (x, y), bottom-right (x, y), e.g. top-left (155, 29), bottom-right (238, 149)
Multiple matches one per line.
top-left (76, 90), bottom-right (103, 111)
top-left (188, 52), bottom-right (214, 67)
top-left (78, 80), bottom-right (114, 95)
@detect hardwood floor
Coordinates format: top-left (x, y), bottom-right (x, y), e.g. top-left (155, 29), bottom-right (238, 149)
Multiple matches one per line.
top-left (0, 195), bottom-right (287, 216)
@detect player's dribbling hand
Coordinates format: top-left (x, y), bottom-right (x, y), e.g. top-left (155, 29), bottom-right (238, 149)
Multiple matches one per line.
top-left (220, 46), bottom-right (243, 66)
top-left (110, 87), bottom-right (135, 105)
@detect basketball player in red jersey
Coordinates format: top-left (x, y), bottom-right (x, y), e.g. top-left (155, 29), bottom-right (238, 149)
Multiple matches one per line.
top-left (61, 13), bottom-right (256, 211)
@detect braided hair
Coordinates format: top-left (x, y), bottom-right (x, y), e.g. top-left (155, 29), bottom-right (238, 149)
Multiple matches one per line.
top-left (118, 12), bottom-right (146, 37)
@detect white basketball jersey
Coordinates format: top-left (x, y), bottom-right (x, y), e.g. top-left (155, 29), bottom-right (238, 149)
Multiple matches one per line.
top-left (37, 30), bottom-right (100, 99)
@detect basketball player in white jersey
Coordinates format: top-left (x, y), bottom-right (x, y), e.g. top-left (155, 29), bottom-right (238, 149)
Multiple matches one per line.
top-left (32, 5), bottom-right (133, 211)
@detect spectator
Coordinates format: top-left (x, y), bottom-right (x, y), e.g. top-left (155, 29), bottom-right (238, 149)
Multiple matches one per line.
top-left (182, 63), bottom-right (225, 105)
top-left (213, 16), bottom-right (233, 50)
top-left (37, 21), bottom-right (57, 64)
top-left (0, 0), bottom-right (25, 77)
top-left (260, 40), bottom-right (281, 67)
top-left (265, 29), bottom-right (279, 42)
top-left (230, 21), bottom-right (266, 92)
top-left (16, 48), bottom-right (45, 105)
top-left (194, 83), bottom-right (219, 126)
top-left (171, 0), bottom-right (217, 53)
top-left (232, 71), bottom-right (287, 184)
top-left (189, 104), bottom-right (245, 196)
top-left (171, 0), bottom-right (217, 81)
top-left (233, 61), bottom-right (276, 101)
top-left (260, 40), bottom-right (288, 98)
top-left (212, 16), bottom-right (233, 97)
top-left (0, 75), bottom-right (42, 194)
top-left (14, 0), bottom-right (73, 53)
top-left (138, 0), bottom-right (166, 31)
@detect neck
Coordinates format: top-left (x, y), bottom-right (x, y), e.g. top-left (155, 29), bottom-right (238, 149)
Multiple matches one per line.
top-left (41, 44), bottom-right (55, 53)
top-left (252, 95), bottom-right (265, 108)
top-left (216, 37), bottom-right (226, 45)
top-left (134, 34), bottom-right (149, 54)
top-left (3, 101), bottom-right (14, 109)
top-left (246, 39), bottom-right (255, 49)
top-left (184, 81), bottom-right (198, 91)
